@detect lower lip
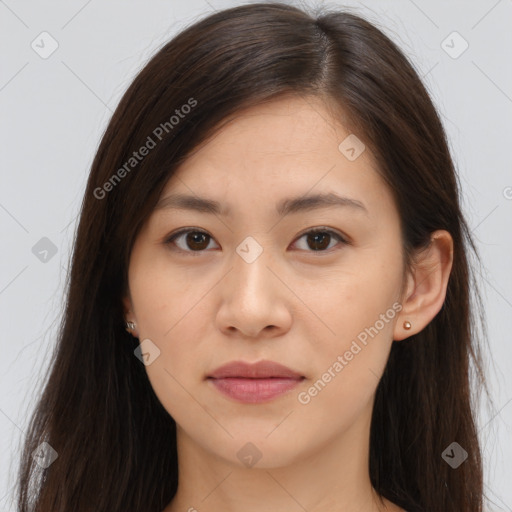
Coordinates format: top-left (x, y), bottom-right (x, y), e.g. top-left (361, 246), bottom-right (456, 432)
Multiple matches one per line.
top-left (208, 377), bottom-right (304, 403)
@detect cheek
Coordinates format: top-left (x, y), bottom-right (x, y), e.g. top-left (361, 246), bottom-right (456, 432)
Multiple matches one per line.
top-left (128, 254), bottom-right (206, 397)
top-left (137, 300), bottom-right (208, 424)
top-left (297, 301), bottom-right (399, 436)
top-left (304, 254), bottom-right (402, 393)
top-left (130, 250), bottom-right (200, 336)
top-left (309, 260), bottom-right (401, 342)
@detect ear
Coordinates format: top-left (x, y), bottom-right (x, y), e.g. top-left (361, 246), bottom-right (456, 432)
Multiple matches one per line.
top-left (394, 230), bottom-right (454, 341)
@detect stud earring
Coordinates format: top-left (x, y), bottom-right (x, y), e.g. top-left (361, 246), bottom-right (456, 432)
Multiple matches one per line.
top-left (125, 321), bottom-right (136, 331)
top-left (403, 320), bottom-right (412, 330)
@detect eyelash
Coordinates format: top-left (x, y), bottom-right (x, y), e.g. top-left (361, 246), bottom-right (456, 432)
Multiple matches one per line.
top-left (164, 227), bottom-right (349, 256)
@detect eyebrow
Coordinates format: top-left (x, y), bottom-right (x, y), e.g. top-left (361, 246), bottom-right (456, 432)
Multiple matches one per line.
top-left (155, 191), bottom-right (368, 217)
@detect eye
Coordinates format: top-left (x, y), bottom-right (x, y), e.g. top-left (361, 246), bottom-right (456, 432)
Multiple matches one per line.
top-left (291, 228), bottom-right (348, 253)
top-left (165, 229), bottom-right (219, 254)
top-left (164, 227), bottom-right (349, 255)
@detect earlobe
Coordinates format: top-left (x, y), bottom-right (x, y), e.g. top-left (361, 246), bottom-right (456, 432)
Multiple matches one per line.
top-left (122, 294), bottom-right (139, 338)
top-left (124, 317), bottom-right (139, 338)
top-left (125, 320), bottom-right (138, 338)
top-left (394, 230), bottom-right (454, 341)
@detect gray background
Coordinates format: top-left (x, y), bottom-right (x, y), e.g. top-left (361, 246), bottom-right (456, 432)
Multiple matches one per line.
top-left (1, 0), bottom-right (511, 510)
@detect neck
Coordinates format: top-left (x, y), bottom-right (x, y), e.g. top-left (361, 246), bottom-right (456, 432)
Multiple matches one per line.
top-left (164, 404), bottom-right (398, 512)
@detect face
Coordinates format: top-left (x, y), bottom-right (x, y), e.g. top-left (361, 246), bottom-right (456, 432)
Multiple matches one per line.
top-left (124, 95), bottom-right (407, 468)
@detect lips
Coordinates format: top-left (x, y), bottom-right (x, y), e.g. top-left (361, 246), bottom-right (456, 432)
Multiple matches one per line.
top-left (207, 360), bottom-right (304, 380)
top-left (207, 360), bottom-right (305, 403)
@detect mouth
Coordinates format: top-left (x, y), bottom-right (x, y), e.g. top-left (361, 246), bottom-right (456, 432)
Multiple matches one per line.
top-left (206, 360), bottom-right (305, 404)
top-left (208, 377), bottom-right (304, 403)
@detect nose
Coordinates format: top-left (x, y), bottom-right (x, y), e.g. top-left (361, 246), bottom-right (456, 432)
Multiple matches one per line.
top-left (215, 243), bottom-right (293, 340)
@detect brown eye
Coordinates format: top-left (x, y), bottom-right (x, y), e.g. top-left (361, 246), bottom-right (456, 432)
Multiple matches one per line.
top-left (306, 232), bottom-right (331, 250)
top-left (293, 228), bottom-right (348, 252)
top-left (166, 229), bottom-right (218, 253)
top-left (184, 232), bottom-right (210, 250)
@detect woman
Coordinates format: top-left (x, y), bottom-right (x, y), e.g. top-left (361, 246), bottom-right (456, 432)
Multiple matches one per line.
top-left (16, 2), bottom-right (488, 511)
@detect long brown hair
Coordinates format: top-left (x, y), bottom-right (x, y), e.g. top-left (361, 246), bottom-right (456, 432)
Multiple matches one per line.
top-left (15, 3), bottom-right (489, 511)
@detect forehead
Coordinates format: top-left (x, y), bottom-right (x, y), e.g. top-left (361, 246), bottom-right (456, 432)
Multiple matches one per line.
top-left (158, 95), bottom-right (393, 220)
top-left (179, 95), bottom-right (360, 170)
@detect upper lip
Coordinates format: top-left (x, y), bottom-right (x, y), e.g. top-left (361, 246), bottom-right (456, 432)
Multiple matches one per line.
top-left (207, 360), bottom-right (304, 379)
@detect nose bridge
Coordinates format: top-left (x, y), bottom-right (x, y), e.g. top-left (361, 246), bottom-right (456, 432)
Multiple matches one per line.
top-left (230, 234), bottom-right (275, 300)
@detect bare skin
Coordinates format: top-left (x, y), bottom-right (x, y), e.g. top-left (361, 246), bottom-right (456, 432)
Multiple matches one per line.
top-left (123, 95), bottom-right (453, 512)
